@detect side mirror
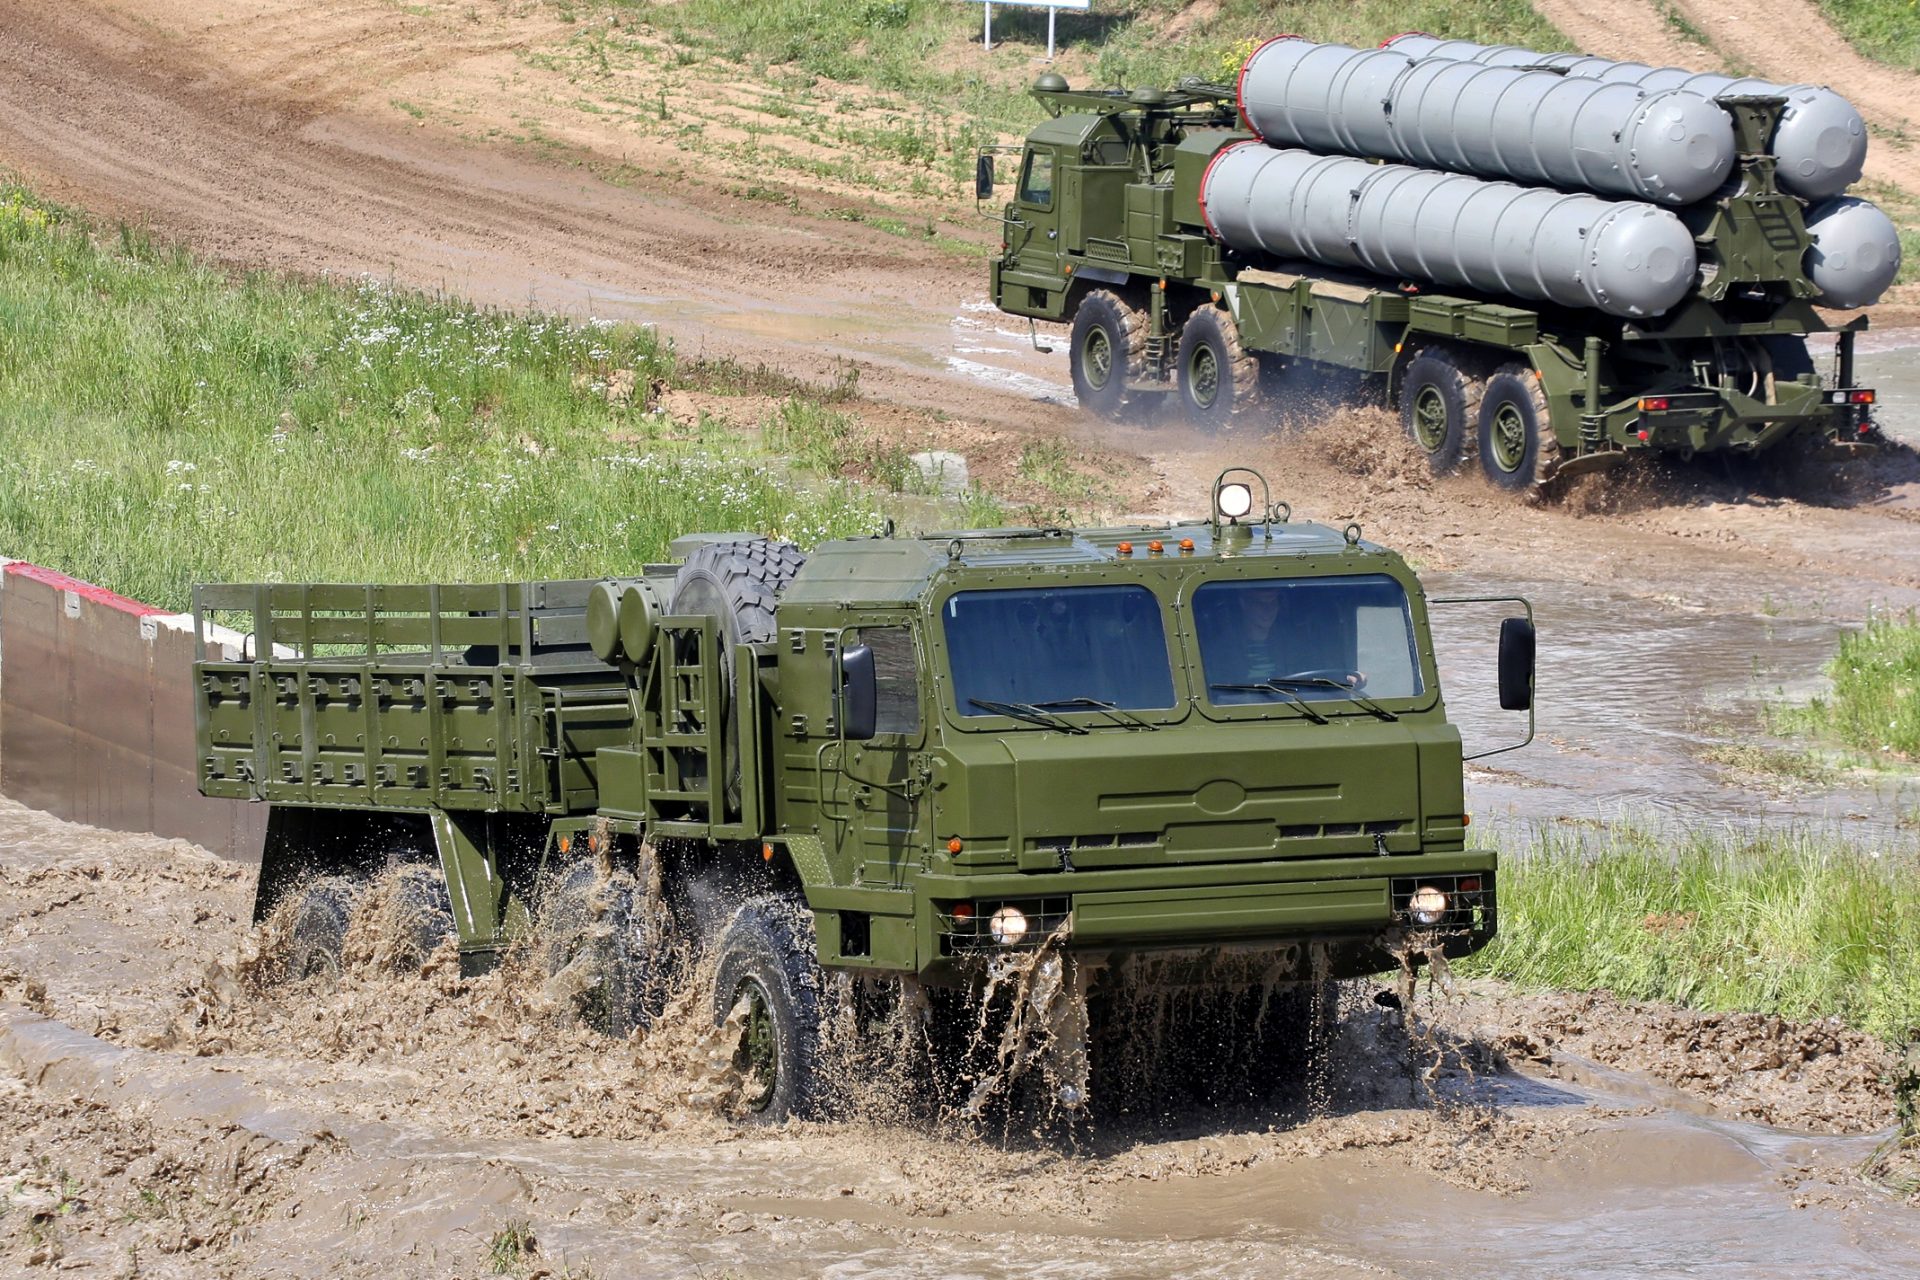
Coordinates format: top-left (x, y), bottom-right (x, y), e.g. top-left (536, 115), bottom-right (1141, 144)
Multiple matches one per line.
top-left (1498, 616), bottom-right (1535, 712)
top-left (975, 152), bottom-right (995, 201)
top-left (841, 643), bottom-right (877, 740)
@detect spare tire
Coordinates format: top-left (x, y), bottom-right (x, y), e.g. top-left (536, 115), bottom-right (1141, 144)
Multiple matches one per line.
top-left (670, 539), bottom-right (807, 816)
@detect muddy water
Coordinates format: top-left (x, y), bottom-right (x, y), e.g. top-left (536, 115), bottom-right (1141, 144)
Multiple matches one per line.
top-left (1430, 573), bottom-right (1920, 834)
top-left (1854, 327), bottom-right (1920, 447)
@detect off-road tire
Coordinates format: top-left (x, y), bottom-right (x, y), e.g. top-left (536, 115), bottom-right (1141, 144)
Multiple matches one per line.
top-left (288, 879), bottom-right (357, 982)
top-left (1068, 289), bottom-right (1148, 421)
top-left (1477, 363), bottom-right (1558, 495)
top-left (386, 864), bottom-right (455, 973)
top-left (542, 860), bottom-right (662, 1038)
top-left (670, 539), bottom-right (807, 814)
top-left (712, 894), bottom-right (826, 1124)
top-left (1176, 305), bottom-right (1263, 433)
top-left (1400, 348), bottom-right (1485, 475)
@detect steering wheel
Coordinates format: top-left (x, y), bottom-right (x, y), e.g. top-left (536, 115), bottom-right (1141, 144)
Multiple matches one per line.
top-left (1280, 668), bottom-right (1368, 691)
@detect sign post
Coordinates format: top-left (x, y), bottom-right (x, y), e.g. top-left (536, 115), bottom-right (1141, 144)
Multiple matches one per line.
top-left (971, 0), bottom-right (1088, 60)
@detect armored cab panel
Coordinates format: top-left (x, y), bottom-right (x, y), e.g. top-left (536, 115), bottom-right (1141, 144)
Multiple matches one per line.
top-left (1238, 36), bottom-right (1734, 205)
top-left (1384, 33), bottom-right (1866, 199)
top-left (1200, 143), bottom-right (1697, 318)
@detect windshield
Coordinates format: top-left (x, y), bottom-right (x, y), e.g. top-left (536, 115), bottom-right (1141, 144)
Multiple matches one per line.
top-left (943, 585), bottom-right (1176, 717)
top-left (1193, 575), bottom-right (1424, 705)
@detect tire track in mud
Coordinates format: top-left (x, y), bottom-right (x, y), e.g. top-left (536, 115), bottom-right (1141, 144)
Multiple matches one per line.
top-left (0, 0), bottom-right (996, 421)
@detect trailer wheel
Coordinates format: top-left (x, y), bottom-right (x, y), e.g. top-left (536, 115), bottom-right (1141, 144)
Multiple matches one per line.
top-left (542, 860), bottom-right (663, 1037)
top-left (671, 539), bottom-right (807, 815)
top-left (1069, 289), bottom-right (1147, 421)
top-left (1399, 349), bottom-right (1483, 474)
top-left (1176, 305), bottom-right (1262, 433)
top-left (1478, 364), bottom-right (1557, 493)
top-left (287, 879), bottom-right (357, 982)
top-left (712, 895), bottom-right (826, 1123)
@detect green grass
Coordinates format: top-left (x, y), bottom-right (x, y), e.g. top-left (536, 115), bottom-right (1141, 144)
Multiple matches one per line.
top-left (1772, 612), bottom-right (1920, 762)
top-left (1819, 0), bottom-right (1920, 72)
top-left (0, 186), bottom-right (881, 612)
top-left (1468, 820), bottom-right (1920, 1043)
top-left (595, 0), bottom-right (1564, 141)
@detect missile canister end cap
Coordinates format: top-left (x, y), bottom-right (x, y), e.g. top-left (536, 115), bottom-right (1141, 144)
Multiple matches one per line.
top-left (1772, 85), bottom-right (1868, 199)
top-left (1625, 89), bottom-right (1736, 203)
top-left (1585, 203), bottom-right (1697, 317)
top-left (1033, 72), bottom-right (1070, 93)
top-left (1805, 196), bottom-right (1902, 310)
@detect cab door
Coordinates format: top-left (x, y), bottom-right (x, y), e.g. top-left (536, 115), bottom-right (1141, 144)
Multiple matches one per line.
top-left (1005, 146), bottom-right (1061, 286)
top-left (829, 623), bottom-right (930, 889)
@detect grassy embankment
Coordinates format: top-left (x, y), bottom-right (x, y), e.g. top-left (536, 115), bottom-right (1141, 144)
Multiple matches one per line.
top-left (0, 184), bottom-right (959, 613)
top-left (533, 1), bottom-right (1563, 244)
top-left (1773, 612), bottom-right (1920, 764)
top-left (1818, 1), bottom-right (1920, 72)
top-left (1472, 820), bottom-right (1920, 1044)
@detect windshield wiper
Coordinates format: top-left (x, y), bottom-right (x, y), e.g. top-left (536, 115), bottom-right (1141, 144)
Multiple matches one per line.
top-left (1208, 682), bottom-right (1329, 724)
top-left (1264, 678), bottom-right (1400, 722)
top-left (968, 697), bottom-right (1088, 733)
top-left (1032, 696), bottom-right (1159, 730)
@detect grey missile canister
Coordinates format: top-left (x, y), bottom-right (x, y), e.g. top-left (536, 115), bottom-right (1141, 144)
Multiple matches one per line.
top-left (1803, 197), bottom-right (1904, 309)
top-left (1383, 33), bottom-right (1867, 199)
top-left (1199, 143), bottom-right (1698, 318)
top-left (1237, 36), bottom-right (1735, 206)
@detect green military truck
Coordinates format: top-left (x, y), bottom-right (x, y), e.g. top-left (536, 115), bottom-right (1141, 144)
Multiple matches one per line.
top-left (193, 471), bottom-right (1532, 1118)
top-left (983, 66), bottom-right (1889, 494)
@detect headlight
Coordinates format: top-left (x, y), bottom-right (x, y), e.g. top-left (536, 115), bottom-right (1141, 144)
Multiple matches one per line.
top-left (990, 905), bottom-right (1030, 945)
top-left (1216, 482), bottom-right (1255, 520)
top-left (1408, 885), bottom-right (1449, 926)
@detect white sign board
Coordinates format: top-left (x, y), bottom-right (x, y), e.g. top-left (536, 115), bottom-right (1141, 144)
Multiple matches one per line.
top-left (966, 0), bottom-right (1088, 58)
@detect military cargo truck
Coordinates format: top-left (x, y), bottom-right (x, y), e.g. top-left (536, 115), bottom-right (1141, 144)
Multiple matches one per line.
top-left (193, 470), bottom-right (1533, 1118)
top-left (982, 37), bottom-right (1896, 494)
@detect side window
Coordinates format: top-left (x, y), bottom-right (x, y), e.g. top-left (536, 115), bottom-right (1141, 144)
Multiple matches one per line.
top-left (1018, 150), bottom-right (1054, 207)
top-left (852, 626), bottom-right (920, 735)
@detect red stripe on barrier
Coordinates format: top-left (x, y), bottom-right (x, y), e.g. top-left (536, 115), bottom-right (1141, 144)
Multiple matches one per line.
top-left (1380, 31), bottom-right (1430, 49)
top-left (5, 561), bottom-right (170, 617)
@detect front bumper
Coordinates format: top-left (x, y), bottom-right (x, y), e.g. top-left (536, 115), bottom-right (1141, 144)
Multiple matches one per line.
top-left (917, 848), bottom-right (1497, 978)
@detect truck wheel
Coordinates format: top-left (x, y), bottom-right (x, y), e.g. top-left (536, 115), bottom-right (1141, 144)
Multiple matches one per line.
top-left (288, 879), bottom-right (357, 982)
top-left (384, 864), bottom-right (455, 973)
top-left (671, 539), bottom-right (807, 815)
top-left (1069, 289), bottom-right (1147, 421)
top-left (1477, 364), bottom-right (1558, 493)
top-left (1399, 349), bottom-right (1483, 474)
top-left (712, 895), bottom-right (825, 1123)
top-left (542, 861), bottom-right (660, 1037)
top-left (1176, 306), bottom-right (1262, 433)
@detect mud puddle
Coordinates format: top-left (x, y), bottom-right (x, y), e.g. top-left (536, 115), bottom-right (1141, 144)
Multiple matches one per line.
top-left (1427, 571), bottom-right (1920, 834)
top-left (5, 799), bottom-right (1919, 1277)
top-left (1856, 327), bottom-right (1920, 450)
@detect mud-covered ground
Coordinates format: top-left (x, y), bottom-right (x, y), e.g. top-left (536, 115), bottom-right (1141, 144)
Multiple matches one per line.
top-left (3, 798), bottom-right (1917, 1278)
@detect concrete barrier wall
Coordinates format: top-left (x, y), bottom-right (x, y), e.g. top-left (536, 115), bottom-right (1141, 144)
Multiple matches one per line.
top-left (0, 561), bottom-right (265, 861)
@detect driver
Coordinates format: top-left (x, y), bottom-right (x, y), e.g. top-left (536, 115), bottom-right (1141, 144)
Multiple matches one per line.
top-left (1237, 585), bottom-right (1285, 682)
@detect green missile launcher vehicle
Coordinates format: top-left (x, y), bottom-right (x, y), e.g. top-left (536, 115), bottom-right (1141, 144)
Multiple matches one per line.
top-left (982, 68), bottom-right (1890, 494)
top-left (193, 470), bottom-right (1533, 1117)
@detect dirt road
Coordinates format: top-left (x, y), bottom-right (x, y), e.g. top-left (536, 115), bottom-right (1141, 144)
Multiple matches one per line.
top-left (3, 799), bottom-right (1915, 1278)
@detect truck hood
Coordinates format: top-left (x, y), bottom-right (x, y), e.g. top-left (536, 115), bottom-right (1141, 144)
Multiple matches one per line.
top-left (939, 721), bottom-right (1433, 872)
